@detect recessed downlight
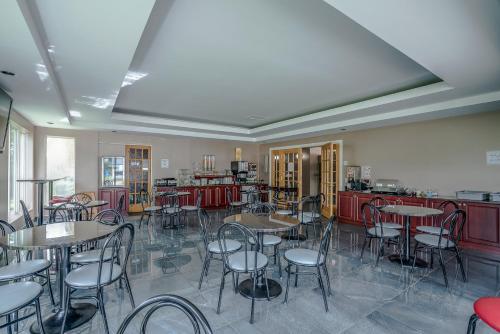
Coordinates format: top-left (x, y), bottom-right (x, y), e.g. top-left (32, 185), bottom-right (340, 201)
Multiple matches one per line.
top-left (47, 122), bottom-right (54, 125)
top-left (340, 128), bottom-right (347, 131)
top-left (1, 70), bottom-right (15, 76)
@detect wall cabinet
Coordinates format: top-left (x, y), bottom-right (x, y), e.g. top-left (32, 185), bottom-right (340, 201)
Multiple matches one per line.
top-left (338, 191), bottom-right (500, 253)
top-left (155, 185), bottom-right (242, 209)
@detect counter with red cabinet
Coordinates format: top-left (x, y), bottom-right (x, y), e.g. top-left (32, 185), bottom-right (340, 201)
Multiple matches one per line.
top-left (338, 191), bottom-right (500, 253)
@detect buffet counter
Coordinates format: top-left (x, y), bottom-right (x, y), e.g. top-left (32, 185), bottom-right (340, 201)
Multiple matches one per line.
top-left (338, 191), bottom-right (500, 253)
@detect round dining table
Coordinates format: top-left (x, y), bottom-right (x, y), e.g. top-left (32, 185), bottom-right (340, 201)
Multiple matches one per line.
top-left (380, 205), bottom-right (443, 267)
top-left (223, 213), bottom-right (300, 299)
top-left (0, 221), bottom-right (117, 334)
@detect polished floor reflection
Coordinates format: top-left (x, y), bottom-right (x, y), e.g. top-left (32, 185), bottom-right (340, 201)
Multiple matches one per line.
top-left (15, 211), bottom-right (500, 333)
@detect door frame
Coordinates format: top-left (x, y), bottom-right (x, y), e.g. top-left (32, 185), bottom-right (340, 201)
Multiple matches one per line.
top-left (268, 140), bottom-right (343, 203)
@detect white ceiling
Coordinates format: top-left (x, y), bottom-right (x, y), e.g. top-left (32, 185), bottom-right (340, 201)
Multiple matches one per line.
top-left (1, 0), bottom-right (499, 142)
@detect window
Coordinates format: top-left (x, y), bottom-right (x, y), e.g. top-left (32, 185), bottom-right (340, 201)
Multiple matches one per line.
top-left (8, 122), bottom-right (32, 218)
top-left (46, 136), bottom-right (75, 196)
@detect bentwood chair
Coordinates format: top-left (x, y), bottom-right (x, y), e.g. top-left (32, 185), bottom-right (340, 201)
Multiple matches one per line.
top-left (138, 190), bottom-right (162, 228)
top-left (49, 202), bottom-right (90, 223)
top-left (161, 193), bottom-right (182, 228)
top-left (61, 223), bottom-right (135, 334)
top-left (181, 189), bottom-right (202, 225)
top-left (296, 195), bottom-right (322, 240)
top-left (226, 188), bottom-right (246, 215)
top-left (283, 216), bottom-right (334, 312)
top-left (369, 196), bottom-right (403, 230)
top-left (217, 223), bottom-right (269, 324)
top-left (467, 297), bottom-right (500, 334)
top-left (68, 192), bottom-right (92, 205)
top-left (412, 209), bottom-right (467, 287)
top-left (117, 194), bottom-right (125, 214)
top-left (117, 294), bottom-right (213, 334)
top-left (198, 209), bottom-right (241, 289)
top-left (416, 200), bottom-right (459, 235)
top-left (71, 209), bottom-right (124, 265)
top-left (0, 220), bottom-right (55, 308)
top-left (20, 200), bottom-right (35, 228)
top-left (360, 203), bottom-right (403, 266)
top-left (0, 281), bottom-right (46, 334)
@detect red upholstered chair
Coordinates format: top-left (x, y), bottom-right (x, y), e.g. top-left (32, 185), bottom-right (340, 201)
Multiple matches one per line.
top-left (467, 297), bottom-right (500, 333)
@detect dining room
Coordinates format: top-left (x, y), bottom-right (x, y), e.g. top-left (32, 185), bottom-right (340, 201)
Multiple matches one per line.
top-left (1, 1), bottom-right (500, 334)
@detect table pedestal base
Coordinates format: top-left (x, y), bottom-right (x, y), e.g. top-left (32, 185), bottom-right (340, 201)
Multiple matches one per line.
top-left (389, 255), bottom-right (427, 268)
top-left (238, 278), bottom-right (282, 300)
top-left (30, 303), bottom-right (97, 334)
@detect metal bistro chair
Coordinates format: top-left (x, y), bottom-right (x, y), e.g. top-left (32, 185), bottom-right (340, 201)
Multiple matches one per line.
top-left (412, 209), bottom-right (467, 287)
top-left (198, 209), bottom-right (241, 289)
top-left (226, 188), bottom-right (246, 215)
top-left (274, 190), bottom-right (293, 216)
top-left (360, 203), bottom-right (403, 266)
top-left (117, 294), bottom-right (213, 334)
top-left (49, 202), bottom-right (90, 223)
top-left (217, 223), bottom-right (269, 324)
top-left (296, 195), bottom-right (322, 240)
top-left (161, 193), bottom-right (182, 228)
top-left (61, 223), bottom-right (135, 334)
top-left (68, 192), bottom-right (92, 205)
top-left (283, 216), bottom-right (334, 312)
top-left (467, 297), bottom-right (500, 334)
top-left (369, 196), bottom-right (403, 230)
top-left (138, 190), bottom-right (162, 228)
top-left (181, 189), bottom-right (202, 225)
top-left (416, 200), bottom-right (459, 235)
top-left (0, 220), bottom-right (55, 308)
top-left (71, 209), bottom-right (124, 266)
top-left (20, 199), bottom-right (35, 228)
top-left (249, 204), bottom-right (283, 277)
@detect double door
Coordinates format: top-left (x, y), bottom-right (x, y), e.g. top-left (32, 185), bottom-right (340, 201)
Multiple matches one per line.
top-left (271, 148), bottom-right (302, 202)
top-left (125, 145), bottom-right (152, 213)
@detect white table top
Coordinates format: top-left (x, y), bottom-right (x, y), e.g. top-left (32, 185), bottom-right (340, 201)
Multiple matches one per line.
top-left (380, 205), bottom-right (443, 217)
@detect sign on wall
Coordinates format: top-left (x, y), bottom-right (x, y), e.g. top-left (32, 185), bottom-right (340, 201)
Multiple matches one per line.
top-left (161, 159), bottom-right (169, 169)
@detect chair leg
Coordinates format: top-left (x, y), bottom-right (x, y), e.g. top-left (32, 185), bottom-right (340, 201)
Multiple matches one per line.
top-left (322, 264), bottom-right (332, 296)
top-left (455, 246), bottom-right (467, 282)
top-left (235, 273), bottom-right (239, 293)
top-left (139, 213), bottom-right (144, 228)
top-left (250, 271), bottom-right (257, 324)
top-left (35, 297), bottom-right (46, 334)
top-left (198, 253), bottom-right (210, 289)
top-left (59, 285), bottom-right (71, 334)
top-left (263, 269), bottom-right (271, 301)
top-left (411, 242), bottom-right (420, 273)
top-left (294, 265), bottom-right (299, 287)
top-left (283, 264), bottom-right (291, 304)
top-left (438, 249), bottom-right (448, 287)
top-left (375, 238), bottom-right (383, 267)
top-left (45, 269), bottom-right (55, 307)
top-left (360, 237), bottom-right (367, 261)
top-left (276, 246), bottom-right (282, 279)
top-left (467, 314), bottom-right (478, 334)
top-left (98, 288), bottom-right (110, 334)
top-left (217, 267), bottom-right (226, 314)
top-left (123, 272), bottom-right (135, 308)
top-left (317, 267), bottom-right (329, 312)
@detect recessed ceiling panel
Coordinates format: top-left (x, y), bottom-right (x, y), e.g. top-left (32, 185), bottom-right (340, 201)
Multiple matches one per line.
top-left (115, 0), bottom-right (439, 127)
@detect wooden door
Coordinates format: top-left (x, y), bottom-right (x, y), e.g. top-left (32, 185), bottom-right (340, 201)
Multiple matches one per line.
top-left (320, 143), bottom-right (338, 217)
top-left (125, 145), bottom-right (152, 213)
top-left (270, 148), bottom-right (302, 205)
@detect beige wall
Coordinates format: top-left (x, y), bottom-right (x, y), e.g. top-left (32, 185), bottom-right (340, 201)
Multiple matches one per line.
top-left (259, 111), bottom-right (500, 196)
top-left (34, 129), bottom-right (259, 195)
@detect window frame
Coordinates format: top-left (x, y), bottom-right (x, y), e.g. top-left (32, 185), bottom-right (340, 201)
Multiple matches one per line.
top-left (46, 135), bottom-right (76, 197)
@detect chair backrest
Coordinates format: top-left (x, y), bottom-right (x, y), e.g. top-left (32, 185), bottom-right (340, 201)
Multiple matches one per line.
top-left (50, 202), bottom-right (90, 223)
top-left (69, 192), bottom-right (92, 205)
top-left (0, 220), bottom-right (20, 265)
top-left (297, 195), bottom-right (319, 220)
top-left (139, 190), bottom-right (152, 210)
top-left (436, 200), bottom-right (459, 225)
top-left (439, 209), bottom-right (466, 248)
top-left (360, 202), bottom-right (385, 237)
top-left (116, 294), bottom-right (213, 334)
top-left (97, 223), bottom-right (134, 287)
top-left (368, 196), bottom-right (392, 222)
top-left (20, 200), bottom-right (34, 228)
top-left (198, 209), bottom-right (212, 250)
top-left (217, 222), bottom-right (258, 273)
top-left (317, 216), bottom-right (335, 265)
top-left (250, 203), bottom-right (275, 215)
top-left (94, 209), bottom-right (124, 225)
top-left (195, 189), bottom-right (203, 209)
top-left (117, 194), bottom-right (125, 213)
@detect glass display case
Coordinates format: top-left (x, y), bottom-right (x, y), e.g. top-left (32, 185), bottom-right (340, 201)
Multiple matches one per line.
top-left (101, 156), bottom-right (125, 187)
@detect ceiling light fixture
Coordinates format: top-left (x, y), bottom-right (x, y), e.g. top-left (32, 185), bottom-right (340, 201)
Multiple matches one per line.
top-left (1, 70), bottom-right (15, 76)
top-left (340, 128), bottom-right (347, 131)
top-left (69, 110), bottom-right (82, 117)
top-left (47, 122), bottom-right (54, 125)
top-left (121, 71), bottom-right (148, 87)
top-left (247, 115), bottom-right (266, 121)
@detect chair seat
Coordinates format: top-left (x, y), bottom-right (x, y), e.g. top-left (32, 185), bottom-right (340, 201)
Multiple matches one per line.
top-left (228, 251), bottom-right (268, 272)
top-left (0, 259), bottom-right (51, 280)
top-left (284, 248), bottom-right (324, 266)
top-left (276, 209), bottom-right (292, 216)
top-left (181, 205), bottom-right (198, 211)
top-left (367, 227), bottom-right (400, 238)
top-left (230, 201), bottom-right (246, 207)
top-left (249, 235), bottom-right (282, 246)
top-left (71, 249), bottom-right (114, 264)
top-left (375, 222), bottom-right (403, 230)
top-left (208, 240), bottom-right (241, 254)
top-left (416, 225), bottom-right (449, 235)
top-left (65, 263), bottom-right (122, 288)
top-left (0, 281), bottom-right (43, 314)
top-left (144, 206), bottom-right (162, 212)
top-left (302, 211), bottom-right (320, 218)
top-left (165, 207), bottom-right (182, 214)
top-left (415, 234), bottom-right (455, 248)
top-left (474, 297), bottom-right (500, 331)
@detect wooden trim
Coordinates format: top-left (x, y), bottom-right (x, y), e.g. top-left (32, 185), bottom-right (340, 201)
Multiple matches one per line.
top-left (125, 145), bottom-right (152, 213)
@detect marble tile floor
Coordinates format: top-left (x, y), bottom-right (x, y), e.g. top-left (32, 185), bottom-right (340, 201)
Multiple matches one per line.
top-left (9, 211), bottom-right (500, 333)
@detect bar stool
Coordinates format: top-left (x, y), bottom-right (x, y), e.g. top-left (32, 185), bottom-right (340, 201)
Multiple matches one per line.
top-left (467, 297), bottom-right (500, 333)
